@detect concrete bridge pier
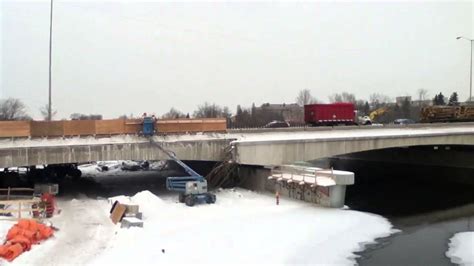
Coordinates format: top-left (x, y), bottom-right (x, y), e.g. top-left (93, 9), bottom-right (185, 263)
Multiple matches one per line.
top-left (237, 165), bottom-right (354, 208)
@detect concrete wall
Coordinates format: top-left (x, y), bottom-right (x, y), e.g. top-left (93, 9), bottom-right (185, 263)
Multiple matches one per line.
top-left (0, 139), bottom-right (229, 168)
top-left (233, 133), bottom-right (474, 166)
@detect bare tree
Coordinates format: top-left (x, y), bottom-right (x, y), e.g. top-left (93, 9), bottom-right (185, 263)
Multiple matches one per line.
top-left (0, 98), bottom-right (31, 120)
top-left (369, 93), bottom-right (391, 108)
top-left (193, 102), bottom-right (224, 118)
top-left (161, 107), bottom-right (185, 119)
top-left (70, 113), bottom-right (102, 120)
top-left (296, 89), bottom-right (317, 106)
top-left (417, 89), bottom-right (429, 105)
top-left (40, 103), bottom-right (57, 120)
top-left (328, 92), bottom-right (356, 103)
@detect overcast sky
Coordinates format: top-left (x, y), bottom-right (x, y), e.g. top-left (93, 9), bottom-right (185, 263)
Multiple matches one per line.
top-left (1, 0), bottom-right (473, 119)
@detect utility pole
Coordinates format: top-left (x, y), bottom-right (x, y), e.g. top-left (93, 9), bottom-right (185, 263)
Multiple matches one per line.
top-left (48, 0), bottom-right (54, 121)
top-left (457, 36), bottom-right (473, 102)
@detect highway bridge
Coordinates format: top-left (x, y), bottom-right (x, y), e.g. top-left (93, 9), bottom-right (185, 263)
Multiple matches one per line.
top-left (0, 123), bottom-right (473, 168)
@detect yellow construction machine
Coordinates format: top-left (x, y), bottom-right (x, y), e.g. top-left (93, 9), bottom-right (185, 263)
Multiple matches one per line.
top-left (369, 107), bottom-right (389, 122)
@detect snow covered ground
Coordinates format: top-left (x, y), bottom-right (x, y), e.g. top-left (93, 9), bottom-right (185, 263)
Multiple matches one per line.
top-left (93, 189), bottom-right (397, 265)
top-left (0, 197), bottom-right (115, 265)
top-left (446, 232), bottom-right (474, 266)
top-left (0, 189), bottom-right (395, 265)
top-left (0, 189), bottom-right (397, 265)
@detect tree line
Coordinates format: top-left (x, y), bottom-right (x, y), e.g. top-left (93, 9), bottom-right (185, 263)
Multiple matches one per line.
top-left (0, 89), bottom-right (467, 125)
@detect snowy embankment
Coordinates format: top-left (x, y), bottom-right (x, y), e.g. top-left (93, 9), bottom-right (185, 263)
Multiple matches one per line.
top-left (0, 189), bottom-right (396, 265)
top-left (92, 189), bottom-right (395, 265)
top-left (0, 197), bottom-right (115, 265)
top-left (446, 232), bottom-right (474, 266)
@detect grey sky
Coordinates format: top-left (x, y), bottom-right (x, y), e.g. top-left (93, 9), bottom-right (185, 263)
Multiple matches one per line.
top-left (1, 0), bottom-right (473, 119)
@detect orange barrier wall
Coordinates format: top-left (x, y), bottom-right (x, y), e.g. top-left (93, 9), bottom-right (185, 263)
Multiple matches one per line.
top-left (0, 121), bottom-right (31, 138)
top-left (0, 118), bottom-right (227, 138)
top-left (30, 121), bottom-right (64, 137)
top-left (157, 119), bottom-right (227, 133)
top-left (63, 120), bottom-right (96, 136)
top-left (95, 119), bottom-right (126, 135)
top-left (124, 119), bottom-right (142, 134)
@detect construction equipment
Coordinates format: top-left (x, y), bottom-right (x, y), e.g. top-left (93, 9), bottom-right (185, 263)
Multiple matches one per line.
top-left (357, 115), bottom-right (372, 125)
top-left (142, 115), bottom-right (156, 136)
top-left (369, 107), bottom-right (389, 121)
top-left (148, 140), bottom-right (216, 207)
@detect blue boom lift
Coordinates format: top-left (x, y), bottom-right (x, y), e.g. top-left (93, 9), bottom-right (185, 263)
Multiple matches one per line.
top-left (149, 140), bottom-right (216, 206)
top-left (142, 115), bottom-right (216, 206)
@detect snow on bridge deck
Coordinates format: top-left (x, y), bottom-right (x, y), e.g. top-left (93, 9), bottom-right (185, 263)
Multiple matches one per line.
top-left (0, 123), bottom-right (473, 149)
top-left (0, 123), bottom-right (473, 168)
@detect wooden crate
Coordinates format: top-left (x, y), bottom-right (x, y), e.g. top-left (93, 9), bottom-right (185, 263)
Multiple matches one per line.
top-left (95, 119), bottom-right (126, 135)
top-left (30, 121), bottom-right (64, 137)
top-left (63, 120), bottom-right (96, 136)
top-left (0, 121), bottom-right (31, 137)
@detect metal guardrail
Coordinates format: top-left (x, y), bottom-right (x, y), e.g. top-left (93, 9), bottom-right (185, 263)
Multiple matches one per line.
top-left (228, 121), bottom-right (474, 134)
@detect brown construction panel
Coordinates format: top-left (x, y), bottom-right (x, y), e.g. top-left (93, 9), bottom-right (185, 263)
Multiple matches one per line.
top-left (124, 119), bottom-right (142, 134)
top-left (0, 121), bottom-right (31, 137)
top-left (156, 119), bottom-right (226, 133)
top-left (110, 203), bottom-right (127, 224)
top-left (156, 122), bottom-right (175, 133)
top-left (201, 119), bottom-right (227, 132)
top-left (63, 120), bottom-right (96, 136)
top-left (175, 120), bottom-right (201, 133)
top-left (30, 121), bottom-right (64, 137)
top-left (95, 119), bottom-right (126, 135)
top-left (157, 119), bottom-right (200, 133)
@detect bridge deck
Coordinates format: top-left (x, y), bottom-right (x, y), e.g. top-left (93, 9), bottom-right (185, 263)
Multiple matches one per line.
top-left (0, 123), bottom-right (473, 168)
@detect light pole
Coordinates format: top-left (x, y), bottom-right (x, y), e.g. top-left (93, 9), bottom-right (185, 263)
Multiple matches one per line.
top-left (48, 0), bottom-right (54, 121)
top-left (457, 36), bottom-right (473, 102)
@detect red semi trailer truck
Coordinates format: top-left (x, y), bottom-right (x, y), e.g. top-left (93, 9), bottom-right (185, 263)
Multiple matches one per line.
top-left (304, 103), bottom-right (357, 126)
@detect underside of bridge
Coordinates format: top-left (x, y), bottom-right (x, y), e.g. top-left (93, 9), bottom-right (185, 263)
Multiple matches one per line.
top-left (306, 145), bottom-right (474, 217)
top-left (235, 144), bottom-right (474, 219)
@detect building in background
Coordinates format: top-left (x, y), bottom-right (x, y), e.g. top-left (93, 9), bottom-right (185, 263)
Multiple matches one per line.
top-left (257, 103), bottom-right (304, 123)
top-left (396, 96), bottom-right (412, 105)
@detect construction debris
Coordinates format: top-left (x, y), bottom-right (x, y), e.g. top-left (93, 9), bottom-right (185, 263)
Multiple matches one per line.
top-left (109, 202), bottom-right (127, 224)
top-left (0, 219), bottom-right (55, 261)
top-left (109, 201), bottom-right (143, 228)
top-left (121, 217), bottom-right (143, 229)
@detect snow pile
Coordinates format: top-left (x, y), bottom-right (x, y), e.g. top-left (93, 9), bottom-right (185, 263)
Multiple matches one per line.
top-left (90, 188), bottom-right (396, 265)
top-left (446, 232), bottom-right (474, 266)
top-left (110, 190), bottom-right (165, 220)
